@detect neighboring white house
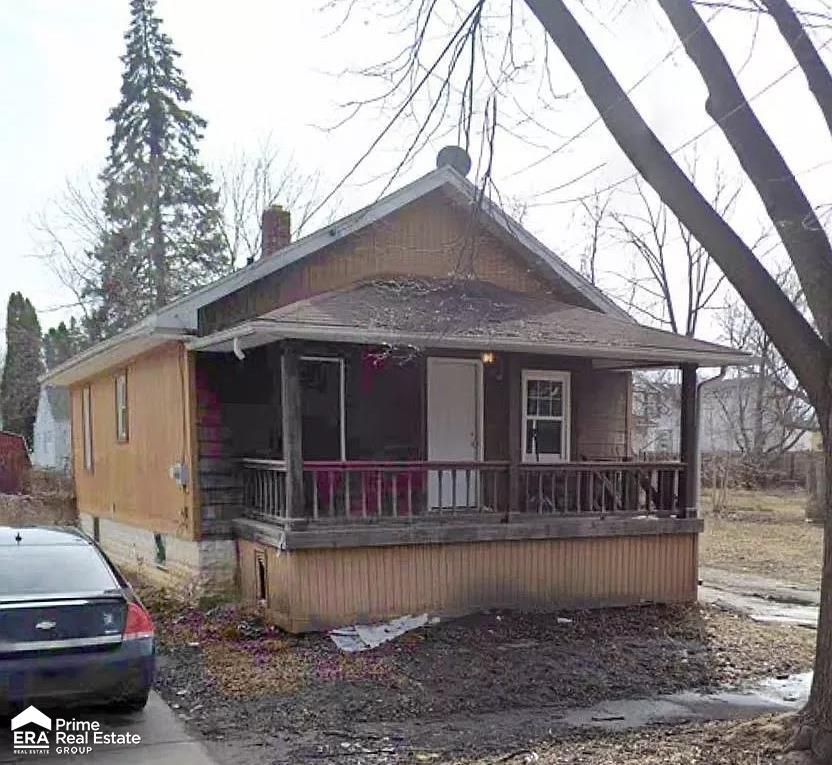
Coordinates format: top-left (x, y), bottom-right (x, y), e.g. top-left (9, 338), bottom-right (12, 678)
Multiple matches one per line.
top-left (33, 386), bottom-right (71, 472)
top-left (633, 375), bottom-right (814, 456)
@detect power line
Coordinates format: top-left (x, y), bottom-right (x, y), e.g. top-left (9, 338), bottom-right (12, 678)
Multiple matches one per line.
top-left (524, 30), bottom-right (832, 208)
top-left (505, 7), bottom-right (725, 180)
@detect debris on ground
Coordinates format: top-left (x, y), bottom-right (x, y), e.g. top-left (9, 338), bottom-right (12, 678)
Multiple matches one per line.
top-left (134, 574), bottom-right (814, 764)
top-left (330, 614), bottom-right (432, 652)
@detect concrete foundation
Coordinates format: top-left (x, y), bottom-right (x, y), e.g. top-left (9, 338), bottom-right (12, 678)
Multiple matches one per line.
top-left (79, 512), bottom-right (236, 596)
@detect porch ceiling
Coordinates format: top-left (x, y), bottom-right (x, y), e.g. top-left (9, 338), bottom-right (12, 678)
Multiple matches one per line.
top-left (188, 278), bottom-right (751, 368)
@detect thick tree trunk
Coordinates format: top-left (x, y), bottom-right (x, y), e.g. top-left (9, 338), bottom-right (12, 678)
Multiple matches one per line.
top-left (761, 0), bottom-right (832, 141)
top-left (521, 0), bottom-right (832, 756)
top-left (523, 0), bottom-right (831, 406)
top-left (657, 0), bottom-right (832, 342)
top-left (808, 412), bottom-right (832, 759)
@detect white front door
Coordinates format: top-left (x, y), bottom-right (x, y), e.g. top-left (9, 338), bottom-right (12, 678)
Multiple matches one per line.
top-left (427, 358), bottom-right (482, 509)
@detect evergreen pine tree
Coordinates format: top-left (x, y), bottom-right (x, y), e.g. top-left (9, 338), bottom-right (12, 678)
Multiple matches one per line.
top-left (43, 317), bottom-right (86, 370)
top-left (0, 293), bottom-right (44, 446)
top-left (88, 0), bottom-right (227, 336)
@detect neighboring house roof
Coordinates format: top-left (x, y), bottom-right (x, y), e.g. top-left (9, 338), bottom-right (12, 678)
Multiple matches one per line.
top-left (43, 163), bottom-right (748, 386)
top-left (189, 278), bottom-right (750, 367)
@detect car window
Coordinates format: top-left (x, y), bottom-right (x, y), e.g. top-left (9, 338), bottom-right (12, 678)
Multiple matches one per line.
top-left (0, 545), bottom-right (119, 596)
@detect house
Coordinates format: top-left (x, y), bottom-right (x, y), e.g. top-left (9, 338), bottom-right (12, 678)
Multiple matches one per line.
top-left (32, 386), bottom-right (72, 473)
top-left (42, 151), bottom-right (748, 631)
top-left (0, 431), bottom-right (30, 494)
top-left (633, 375), bottom-right (814, 456)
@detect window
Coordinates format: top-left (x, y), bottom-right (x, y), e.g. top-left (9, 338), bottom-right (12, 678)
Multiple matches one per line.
top-left (522, 370), bottom-right (570, 463)
top-left (81, 385), bottom-right (93, 472)
top-left (115, 371), bottom-right (129, 442)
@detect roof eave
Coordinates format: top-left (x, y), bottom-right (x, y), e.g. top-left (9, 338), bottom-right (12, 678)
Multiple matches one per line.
top-left (40, 324), bottom-right (191, 387)
top-left (188, 320), bottom-right (752, 368)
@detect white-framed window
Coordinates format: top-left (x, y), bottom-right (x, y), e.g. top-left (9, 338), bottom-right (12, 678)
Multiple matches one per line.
top-left (521, 370), bottom-right (571, 463)
top-left (115, 371), bottom-right (129, 442)
top-left (81, 385), bottom-right (93, 472)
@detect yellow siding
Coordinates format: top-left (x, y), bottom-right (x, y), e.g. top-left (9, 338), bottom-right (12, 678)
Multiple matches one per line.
top-left (238, 533), bottom-right (698, 633)
top-left (201, 193), bottom-right (582, 333)
top-left (71, 342), bottom-right (198, 539)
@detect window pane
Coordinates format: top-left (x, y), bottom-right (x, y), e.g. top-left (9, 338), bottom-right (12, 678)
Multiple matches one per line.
top-left (0, 545), bottom-right (118, 596)
top-left (525, 420), bottom-right (536, 455)
top-left (533, 419), bottom-right (562, 457)
top-left (549, 383), bottom-right (563, 417)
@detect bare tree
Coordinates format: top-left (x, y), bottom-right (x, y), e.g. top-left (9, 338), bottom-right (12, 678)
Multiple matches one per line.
top-left (215, 139), bottom-right (325, 267)
top-left (580, 162), bottom-right (735, 336)
top-left (33, 141), bottom-right (326, 336)
top-left (327, 0), bottom-right (832, 752)
top-left (523, 1), bottom-right (832, 752)
top-left (716, 268), bottom-right (815, 478)
top-left (32, 175), bottom-right (106, 328)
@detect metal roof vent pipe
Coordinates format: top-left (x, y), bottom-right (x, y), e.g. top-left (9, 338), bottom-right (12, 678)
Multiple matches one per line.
top-left (436, 146), bottom-right (472, 177)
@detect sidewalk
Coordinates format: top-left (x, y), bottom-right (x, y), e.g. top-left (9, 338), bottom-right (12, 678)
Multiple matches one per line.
top-left (699, 565), bottom-right (819, 628)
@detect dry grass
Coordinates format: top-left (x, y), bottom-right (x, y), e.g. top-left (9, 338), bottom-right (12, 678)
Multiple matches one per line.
top-left (699, 487), bottom-right (822, 587)
top-left (466, 715), bottom-right (797, 764)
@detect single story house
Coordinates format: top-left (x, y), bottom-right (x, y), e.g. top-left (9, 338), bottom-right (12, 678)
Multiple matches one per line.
top-left (43, 150), bottom-right (748, 631)
top-left (32, 386), bottom-right (72, 473)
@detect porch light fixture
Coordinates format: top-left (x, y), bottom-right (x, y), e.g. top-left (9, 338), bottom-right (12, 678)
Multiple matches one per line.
top-left (481, 351), bottom-right (496, 364)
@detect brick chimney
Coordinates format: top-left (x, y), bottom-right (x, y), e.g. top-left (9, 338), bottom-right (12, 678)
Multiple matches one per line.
top-left (261, 204), bottom-right (291, 259)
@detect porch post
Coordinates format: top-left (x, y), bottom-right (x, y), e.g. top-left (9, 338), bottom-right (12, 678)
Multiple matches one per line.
top-left (281, 343), bottom-right (306, 518)
top-left (508, 355), bottom-right (521, 513)
top-left (679, 363), bottom-right (699, 518)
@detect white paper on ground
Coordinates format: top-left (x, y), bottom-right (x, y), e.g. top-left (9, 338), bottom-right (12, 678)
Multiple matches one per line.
top-left (330, 613), bottom-right (430, 652)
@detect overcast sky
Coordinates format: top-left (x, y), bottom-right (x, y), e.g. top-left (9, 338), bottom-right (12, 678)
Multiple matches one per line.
top-left (2, 0), bottom-right (831, 344)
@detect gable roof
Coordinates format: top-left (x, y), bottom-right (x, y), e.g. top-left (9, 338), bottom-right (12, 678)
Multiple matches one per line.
top-left (44, 164), bottom-right (725, 386)
top-left (189, 278), bottom-right (750, 367)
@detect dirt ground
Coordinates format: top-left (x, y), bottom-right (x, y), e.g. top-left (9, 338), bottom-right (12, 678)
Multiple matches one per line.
top-left (461, 715), bottom-right (796, 764)
top-left (699, 487), bottom-right (822, 587)
top-left (140, 582), bottom-right (813, 765)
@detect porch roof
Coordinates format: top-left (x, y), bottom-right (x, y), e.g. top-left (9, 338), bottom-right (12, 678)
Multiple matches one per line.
top-left (189, 278), bottom-right (750, 368)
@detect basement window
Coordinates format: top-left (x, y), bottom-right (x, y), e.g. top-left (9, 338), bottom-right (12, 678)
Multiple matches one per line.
top-left (255, 550), bottom-right (268, 604)
top-left (154, 533), bottom-right (166, 568)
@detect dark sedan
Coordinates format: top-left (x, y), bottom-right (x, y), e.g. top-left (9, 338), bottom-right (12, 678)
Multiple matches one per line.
top-left (0, 526), bottom-right (155, 712)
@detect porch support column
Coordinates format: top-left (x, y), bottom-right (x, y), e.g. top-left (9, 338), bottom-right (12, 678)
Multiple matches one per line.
top-left (282, 343), bottom-right (306, 519)
top-left (679, 363), bottom-right (699, 518)
top-left (508, 355), bottom-right (522, 514)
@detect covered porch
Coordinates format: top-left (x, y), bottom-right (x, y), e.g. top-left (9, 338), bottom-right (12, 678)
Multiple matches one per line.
top-left (189, 279), bottom-right (746, 630)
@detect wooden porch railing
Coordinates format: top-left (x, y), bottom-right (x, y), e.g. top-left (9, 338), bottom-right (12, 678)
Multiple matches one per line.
top-left (303, 461), bottom-right (511, 519)
top-left (238, 459), bottom-right (686, 522)
top-left (240, 458), bottom-right (287, 521)
top-left (520, 461), bottom-right (684, 517)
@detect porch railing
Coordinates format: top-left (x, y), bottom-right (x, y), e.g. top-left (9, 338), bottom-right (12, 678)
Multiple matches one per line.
top-left (520, 461), bottom-right (684, 517)
top-left (303, 460), bottom-right (511, 520)
top-left (240, 458), bottom-right (287, 521)
top-left (238, 459), bottom-right (686, 523)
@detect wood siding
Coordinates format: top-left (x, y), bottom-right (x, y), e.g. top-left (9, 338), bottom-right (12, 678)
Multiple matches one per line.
top-left (200, 191), bottom-right (597, 334)
top-left (574, 369), bottom-right (632, 459)
top-left (238, 532), bottom-right (697, 632)
top-left (71, 343), bottom-right (198, 539)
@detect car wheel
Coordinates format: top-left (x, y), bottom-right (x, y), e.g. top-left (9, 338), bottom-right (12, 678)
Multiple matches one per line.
top-left (111, 688), bottom-right (150, 713)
